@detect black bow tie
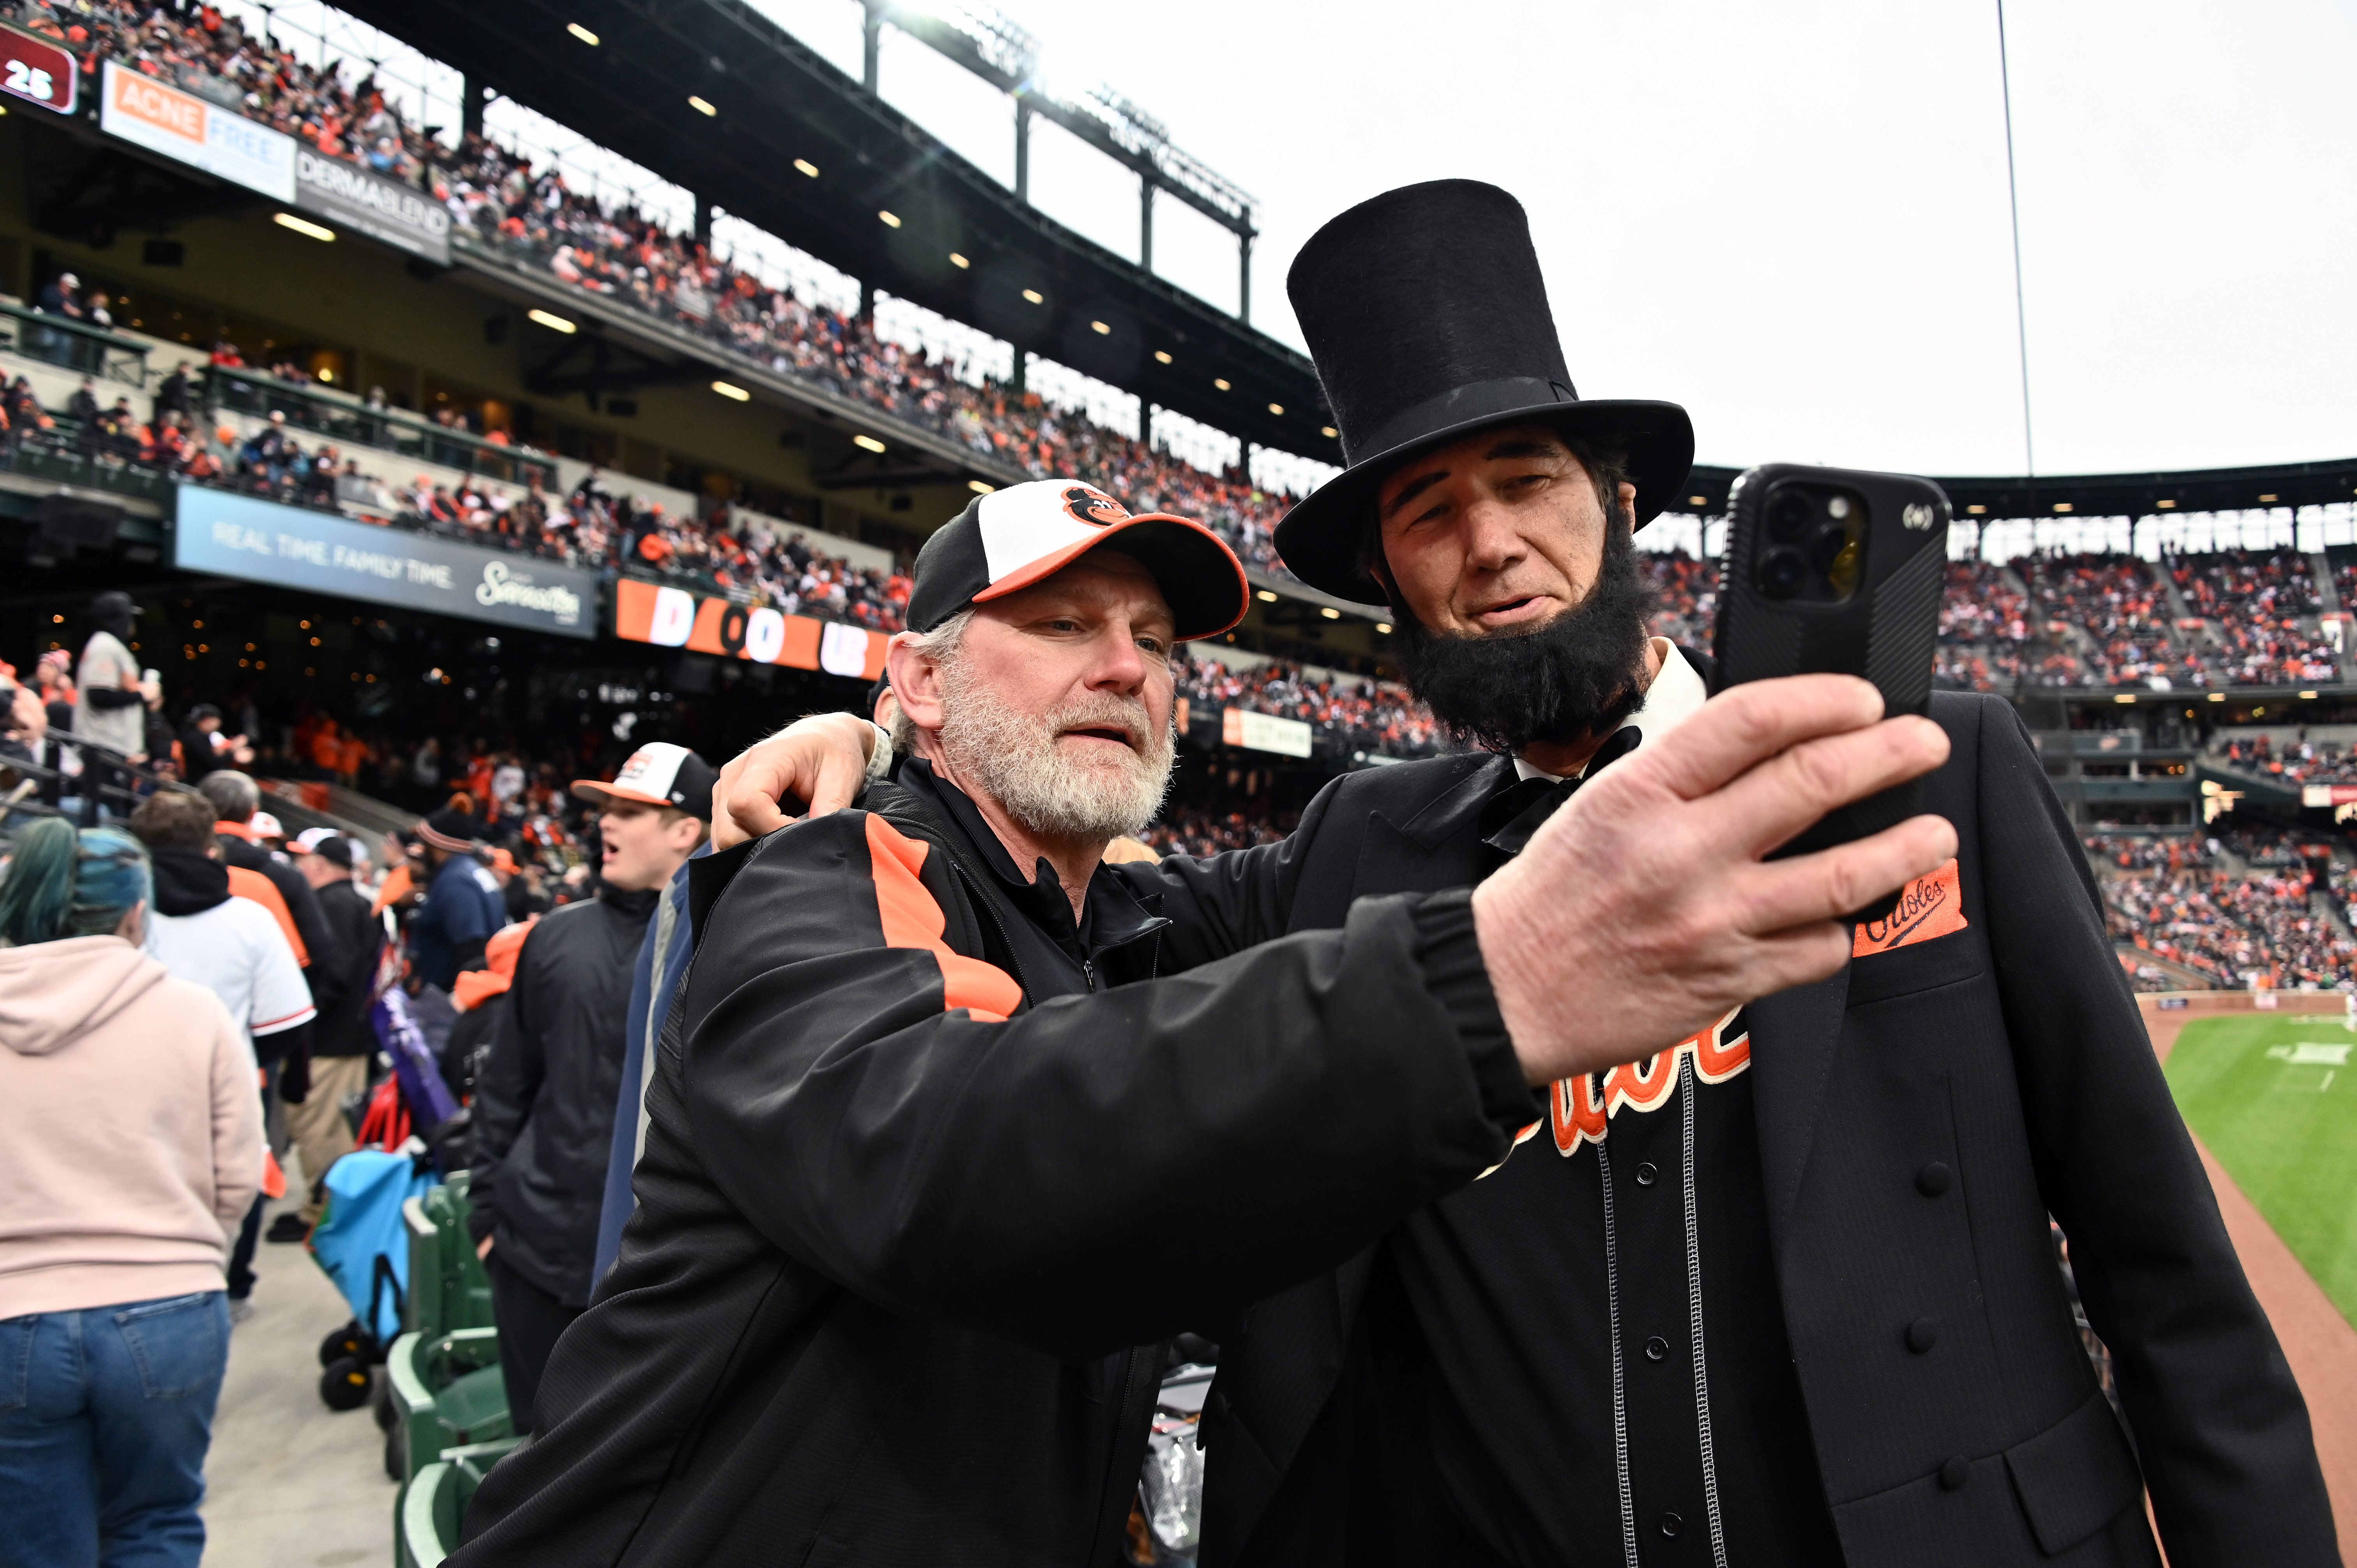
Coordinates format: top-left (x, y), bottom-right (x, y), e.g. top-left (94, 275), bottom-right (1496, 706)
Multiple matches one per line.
top-left (1477, 726), bottom-right (1644, 856)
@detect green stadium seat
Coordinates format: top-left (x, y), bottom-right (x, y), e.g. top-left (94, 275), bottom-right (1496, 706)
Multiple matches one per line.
top-left (404, 1174), bottom-right (497, 1341)
top-left (387, 1327), bottom-right (512, 1483)
top-left (392, 1438), bottom-right (521, 1567)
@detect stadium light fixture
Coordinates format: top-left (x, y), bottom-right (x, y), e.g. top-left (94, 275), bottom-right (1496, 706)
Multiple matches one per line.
top-left (968, 479), bottom-right (995, 494)
top-left (567, 21), bottom-right (599, 44)
top-left (1965, 504), bottom-right (1987, 515)
top-left (794, 159), bottom-right (820, 178)
top-left (2051, 502), bottom-right (2073, 513)
top-left (1689, 494), bottom-right (1707, 506)
top-left (853, 434), bottom-right (888, 453)
top-left (1376, 622), bottom-right (1393, 634)
top-left (949, 252), bottom-right (970, 268)
top-left (1022, 288), bottom-right (1044, 304)
top-left (274, 212), bottom-right (335, 242)
top-left (1255, 590), bottom-right (1278, 603)
top-left (2208, 693), bottom-right (2226, 702)
top-left (528, 309), bottom-right (577, 334)
top-left (1153, 350), bottom-right (1173, 364)
top-left (688, 95), bottom-right (717, 117)
top-left (2157, 499), bottom-right (2176, 509)
top-left (1268, 403), bottom-right (1284, 416)
top-left (879, 210), bottom-right (902, 228)
top-left (2258, 493), bottom-right (2279, 504)
top-left (711, 380), bottom-right (751, 401)
top-left (1213, 378), bottom-right (1231, 392)
top-left (1090, 320), bottom-right (1111, 335)
top-left (2302, 690), bottom-right (2319, 699)
top-left (1322, 426), bottom-right (1338, 439)
top-left (2113, 694), bottom-right (2136, 705)
top-left (1320, 606), bottom-right (1340, 620)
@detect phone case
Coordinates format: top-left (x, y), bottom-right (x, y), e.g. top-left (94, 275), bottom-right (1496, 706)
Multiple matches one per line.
top-left (1713, 462), bottom-right (1951, 862)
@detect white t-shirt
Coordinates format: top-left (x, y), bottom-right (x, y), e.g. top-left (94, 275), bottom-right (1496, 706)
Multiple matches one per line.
top-left (146, 898), bottom-right (316, 1045)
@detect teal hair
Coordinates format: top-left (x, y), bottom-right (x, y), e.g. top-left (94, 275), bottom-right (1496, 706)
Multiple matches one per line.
top-left (0, 819), bottom-right (152, 946)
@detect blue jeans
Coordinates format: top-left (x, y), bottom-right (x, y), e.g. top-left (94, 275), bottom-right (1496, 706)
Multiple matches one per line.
top-left (0, 1292), bottom-right (230, 1568)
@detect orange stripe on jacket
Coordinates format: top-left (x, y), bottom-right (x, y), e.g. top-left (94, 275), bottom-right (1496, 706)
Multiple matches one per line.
top-left (863, 814), bottom-right (1022, 1022)
top-left (225, 864), bottom-right (309, 967)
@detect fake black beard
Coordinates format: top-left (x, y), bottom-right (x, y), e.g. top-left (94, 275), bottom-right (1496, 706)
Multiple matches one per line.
top-left (1394, 523), bottom-right (1659, 755)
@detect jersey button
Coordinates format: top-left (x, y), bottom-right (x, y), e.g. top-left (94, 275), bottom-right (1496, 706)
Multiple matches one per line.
top-left (1938, 1455), bottom-right (1971, 1491)
top-left (1916, 1160), bottom-right (1954, 1197)
top-left (1644, 1335), bottom-right (1668, 1363)
top-left (1634, 1161), bottom-right (1658, 1187)
top-left (1906, 1317), bottom-right (1940, 1354)
top-left (1659, 1511), bottom-right (1684, 1538)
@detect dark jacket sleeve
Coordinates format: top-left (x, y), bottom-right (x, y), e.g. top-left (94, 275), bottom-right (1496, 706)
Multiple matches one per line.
top-left (465, 931), bottom-right (547, 1248)
top-left (1108, 771), bottom-right (1353, 970)
top-left (261, 857), bottom-right (338, 982)
top-left (1977, 697), bottom-right (2335, 1564)
top-left (680, 810), bottom-right (1525, 1361)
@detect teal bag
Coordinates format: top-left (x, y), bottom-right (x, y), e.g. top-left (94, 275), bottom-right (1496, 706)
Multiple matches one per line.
top-left (311, 1148), bottom-right (434, 1346)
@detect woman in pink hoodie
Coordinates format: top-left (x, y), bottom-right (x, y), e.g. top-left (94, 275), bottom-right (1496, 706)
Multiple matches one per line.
top-left (0, 818), bottom-right (262, 1568)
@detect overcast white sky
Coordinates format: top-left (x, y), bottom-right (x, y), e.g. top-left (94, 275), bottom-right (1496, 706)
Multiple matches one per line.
top-left (751, 0), bottom-right (2356, 481)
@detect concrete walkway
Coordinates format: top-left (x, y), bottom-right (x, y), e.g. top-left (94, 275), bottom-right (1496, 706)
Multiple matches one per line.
top-left (199, 1190), bottom-right (396, 1566)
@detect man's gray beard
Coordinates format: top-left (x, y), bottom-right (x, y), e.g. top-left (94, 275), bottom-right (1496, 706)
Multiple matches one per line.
top-left (936, 660), bottom-right (1175, 843)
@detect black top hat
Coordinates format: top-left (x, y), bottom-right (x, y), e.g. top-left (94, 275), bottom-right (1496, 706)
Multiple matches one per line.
top-left (1275, 180), bottom-right (1694, 604)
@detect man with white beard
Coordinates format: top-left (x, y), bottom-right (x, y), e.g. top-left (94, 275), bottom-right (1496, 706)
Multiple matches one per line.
top-left (451, 477), bottom-right (1951, 1568)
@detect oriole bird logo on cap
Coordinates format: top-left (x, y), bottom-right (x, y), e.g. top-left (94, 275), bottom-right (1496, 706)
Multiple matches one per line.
top-left (1060, 484), bottom-right (1129, 527)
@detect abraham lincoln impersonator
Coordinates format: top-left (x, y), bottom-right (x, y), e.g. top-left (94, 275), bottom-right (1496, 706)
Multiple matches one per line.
top-left (719, 181), bottom-right (2332, 1568)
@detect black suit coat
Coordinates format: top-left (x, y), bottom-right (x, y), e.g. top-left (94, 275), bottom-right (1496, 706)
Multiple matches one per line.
top-left (1138, 691), bottom-right (2332, 1568)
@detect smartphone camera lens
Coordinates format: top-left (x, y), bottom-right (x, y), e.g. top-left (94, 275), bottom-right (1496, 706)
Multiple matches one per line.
top-left (1766, 490), bottom-right (1812, 542)
top-left (1758, 547), bottom-right (1807, 599)
top-left (1808, 523), bottom-right (1850, 574)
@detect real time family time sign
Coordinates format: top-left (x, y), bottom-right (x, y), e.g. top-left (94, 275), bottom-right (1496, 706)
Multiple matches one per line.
top-left (173, 486), bottom-right (598, 639)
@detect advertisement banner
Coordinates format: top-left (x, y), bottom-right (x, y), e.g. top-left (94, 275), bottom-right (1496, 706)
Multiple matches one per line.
top-left (173, 486), bottom-right (597, 639)
top-left (1221, 706), bottom-right (1314, 758)
top-left (101, 60), bottom-right (295, 201)
top-left (2301, 784), bottom-right (2357, 808)
top-left (293, 150), bottom-right (451, 263)
top-left (612, 577), bottom-right (889, 680)
top-left (0, 25), bottom-right (75, 114)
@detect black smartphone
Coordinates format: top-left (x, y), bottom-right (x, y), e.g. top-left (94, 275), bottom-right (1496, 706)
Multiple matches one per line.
top-left (1712, 462), bottom-right (1951, 883)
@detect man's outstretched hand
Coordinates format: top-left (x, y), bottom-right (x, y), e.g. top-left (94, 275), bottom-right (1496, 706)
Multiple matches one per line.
top-left (711, 712), bottom-right (878, 849)
top-left (1474, 674), bottom-right (1956, 1086)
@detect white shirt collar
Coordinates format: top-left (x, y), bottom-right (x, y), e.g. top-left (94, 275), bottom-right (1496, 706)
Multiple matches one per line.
top-left (1514, 638), bottom-right (1707, 783)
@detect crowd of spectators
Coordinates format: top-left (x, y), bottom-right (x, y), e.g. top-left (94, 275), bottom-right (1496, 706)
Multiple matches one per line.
top-left (2210, 731), bottom-right (2357, 788)
top-left (2087, 823), bottom-right (2357, 990)
top-left (2168, 550), bottom-right (2340, 686)
top-left (1174, 652), bottom-right (1446, 758)
top-left (1141, 805), bottom-right (1289, 858)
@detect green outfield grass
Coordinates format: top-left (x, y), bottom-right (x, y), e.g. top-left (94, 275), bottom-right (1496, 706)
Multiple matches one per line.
top-left (2163, 1014), bottom-right (2357, 1328)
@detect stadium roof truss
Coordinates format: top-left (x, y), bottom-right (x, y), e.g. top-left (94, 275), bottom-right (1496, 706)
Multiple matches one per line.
top-left (332, 0), bottom-right (1332, 461)
top-left (1670, 456), bottom-right (2357, 525)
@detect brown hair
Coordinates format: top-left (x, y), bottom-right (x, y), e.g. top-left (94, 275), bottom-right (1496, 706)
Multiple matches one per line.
top-left (129, 789), bottom-right (220, 853)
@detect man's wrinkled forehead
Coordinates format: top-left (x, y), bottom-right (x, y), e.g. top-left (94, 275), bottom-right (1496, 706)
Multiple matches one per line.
top-left (1377, 425), bottom-right (1583, 520)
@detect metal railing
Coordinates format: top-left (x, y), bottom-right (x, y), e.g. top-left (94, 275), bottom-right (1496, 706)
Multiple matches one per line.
top-left (206, 367), bottom-right (560, 490)
top-left (0, 300), bottom-right (151, 389)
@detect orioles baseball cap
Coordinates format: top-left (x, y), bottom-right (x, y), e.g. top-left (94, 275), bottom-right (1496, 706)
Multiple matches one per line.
top-left (571, 742), bottom-right (717, 821)
top-left (905, 478), bottom-right (1250, 641)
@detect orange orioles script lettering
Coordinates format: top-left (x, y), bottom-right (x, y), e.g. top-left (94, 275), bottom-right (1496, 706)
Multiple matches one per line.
top-left (1852, 857), bottom-right (1967, 958)
top-left (1492, 1008), bottom-right (1752, 1167)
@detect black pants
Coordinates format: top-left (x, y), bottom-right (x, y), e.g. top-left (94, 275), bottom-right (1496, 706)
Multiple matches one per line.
top-left (486, 1248), bottom-right (582, 1435)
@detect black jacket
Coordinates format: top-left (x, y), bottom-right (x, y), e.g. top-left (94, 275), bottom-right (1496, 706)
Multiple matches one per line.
top-left (310, 879), bottom-right (382, 1058)
top-left (451, 769), bottom-right (1527, 1568)
top-left (466, 885), bottom-right (660, 1306)
top-left (1120, 691), bottom-right (2330, 1568)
